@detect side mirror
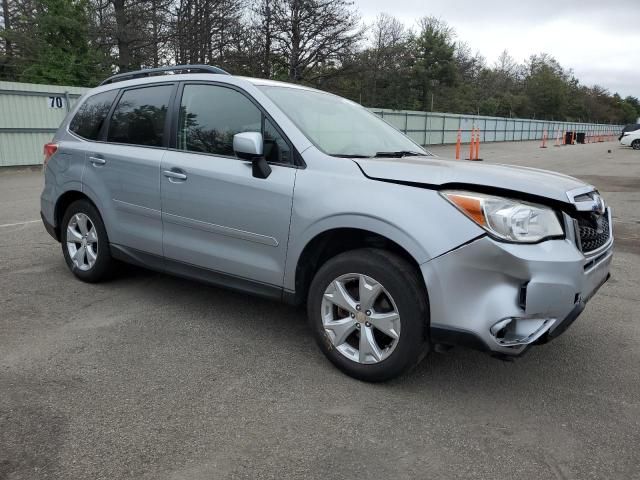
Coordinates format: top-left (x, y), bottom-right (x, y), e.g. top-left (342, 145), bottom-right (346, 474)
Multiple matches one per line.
top-left (233, 132), bottom-right (271, 179)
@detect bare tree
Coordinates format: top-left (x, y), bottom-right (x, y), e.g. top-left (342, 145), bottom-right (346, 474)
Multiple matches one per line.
top-left (271, 0), bottom-right (362, 82)
top-left (173, 0), bottom-right (245, 66)
top-left (368, 13), bottom-right (406, 106)
top-left (86, 0), bottom-right (174, 72)
top-left (111, 0), bottom-right (132, 70)
top-left (252, 0), bottom-right (275, 77)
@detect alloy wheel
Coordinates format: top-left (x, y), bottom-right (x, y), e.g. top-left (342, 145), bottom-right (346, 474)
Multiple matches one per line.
top-left (321, 273), bottom-right (401, 364)
top-left (66, 213), bottom-right (98, 271)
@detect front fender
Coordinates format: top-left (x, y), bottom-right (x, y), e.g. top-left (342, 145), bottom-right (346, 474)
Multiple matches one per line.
top-left (282, 156), bottom-right (484, 291)
top-left (283, 213), bottom-right (430, 291)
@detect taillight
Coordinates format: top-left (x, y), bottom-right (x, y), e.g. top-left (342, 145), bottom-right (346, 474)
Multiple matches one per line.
top-left (43, 142), bottom-right (58, 168)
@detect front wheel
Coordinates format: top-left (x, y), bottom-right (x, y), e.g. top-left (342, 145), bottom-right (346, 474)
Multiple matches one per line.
top-left (632, 139), bottom-right (640, 150)
top-left (307, 248), bottom-right (429, 382)
top-left (61, 199), bottom-right (115, 282)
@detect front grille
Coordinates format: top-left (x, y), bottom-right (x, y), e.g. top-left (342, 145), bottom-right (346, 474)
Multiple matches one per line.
top-left (575, 211), bottom-right (610, 253)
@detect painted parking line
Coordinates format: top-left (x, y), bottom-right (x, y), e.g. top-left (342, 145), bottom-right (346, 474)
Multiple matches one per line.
top-left (0, 219), bottom-right (40, 228)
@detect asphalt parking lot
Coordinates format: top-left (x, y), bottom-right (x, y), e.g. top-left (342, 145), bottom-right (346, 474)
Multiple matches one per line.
top-left (1, 140), bottom-right (639, 479)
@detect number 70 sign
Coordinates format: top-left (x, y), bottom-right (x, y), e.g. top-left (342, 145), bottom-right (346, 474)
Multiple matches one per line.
top-left (47, 96), bottom-right (65, 109)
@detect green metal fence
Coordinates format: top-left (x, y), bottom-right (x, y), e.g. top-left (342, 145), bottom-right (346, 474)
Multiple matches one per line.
top-left (0, 81), bottom-right (624, 167)
top-left (370, 108), bottom-right (623, 146)
top-left (0, 81), bottom-right (88, 167)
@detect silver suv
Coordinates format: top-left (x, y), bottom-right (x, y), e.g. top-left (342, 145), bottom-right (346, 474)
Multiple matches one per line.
top-left (41, 65), bottom-right (613, 381)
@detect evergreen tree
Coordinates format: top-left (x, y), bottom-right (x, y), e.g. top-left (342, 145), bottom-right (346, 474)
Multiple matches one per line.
top-left (3, 0), bottom-right (109, 85)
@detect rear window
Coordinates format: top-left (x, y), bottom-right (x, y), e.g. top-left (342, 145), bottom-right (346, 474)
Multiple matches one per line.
top-left (107, 85), bottom-right (173, 147)
top-left (69, 90), bottom-right (118, 140)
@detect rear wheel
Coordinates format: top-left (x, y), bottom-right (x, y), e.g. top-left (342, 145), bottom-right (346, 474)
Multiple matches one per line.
top-left (632, 139), bottom-right (640, 150)
top-left (307, 248), bottom-right (429, 382)
top-left (61, 199), bottom-right (115, 282)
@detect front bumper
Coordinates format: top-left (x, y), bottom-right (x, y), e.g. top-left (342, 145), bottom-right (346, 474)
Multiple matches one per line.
top-left (422, 229), bottom-right (613, 357)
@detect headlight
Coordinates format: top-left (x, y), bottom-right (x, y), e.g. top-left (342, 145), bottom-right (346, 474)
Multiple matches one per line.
top-left (441, 190), bottom-right (564, 243)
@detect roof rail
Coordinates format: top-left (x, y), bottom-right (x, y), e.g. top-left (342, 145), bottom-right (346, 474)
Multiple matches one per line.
top-left (98, 64), bottom-right (230, 86)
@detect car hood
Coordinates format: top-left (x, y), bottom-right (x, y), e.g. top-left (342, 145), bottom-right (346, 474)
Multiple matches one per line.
top-left (354, 156), bottom-right (591, 204)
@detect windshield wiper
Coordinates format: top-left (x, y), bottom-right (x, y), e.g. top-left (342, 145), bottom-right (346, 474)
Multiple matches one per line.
top-left (330, 154), bottom-right (372, 158)
top-left (374, 150), bottom-right (424, 158)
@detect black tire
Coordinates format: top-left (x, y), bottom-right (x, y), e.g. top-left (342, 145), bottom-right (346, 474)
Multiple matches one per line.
top-left (632, 140), bottom-right (640, 150)
top-left (61, 199), bottom-right (115, 283)
top-left (307, 248), bottom-right (429, 382)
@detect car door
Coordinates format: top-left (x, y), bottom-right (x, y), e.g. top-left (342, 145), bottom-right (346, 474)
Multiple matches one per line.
top-left (160, 82), bottom-right (297, 288)
top-left (82, 83), bottom-right (176, 256)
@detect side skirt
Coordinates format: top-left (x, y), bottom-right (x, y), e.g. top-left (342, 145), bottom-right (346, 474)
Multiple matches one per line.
top-left (110, 244), bottom-right (284, 302)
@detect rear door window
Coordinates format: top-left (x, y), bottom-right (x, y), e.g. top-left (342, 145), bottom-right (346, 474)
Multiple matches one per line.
top-left (107, 85), bottom-right (173, 147)
top-left (69, 90), bottom-right (118, 140)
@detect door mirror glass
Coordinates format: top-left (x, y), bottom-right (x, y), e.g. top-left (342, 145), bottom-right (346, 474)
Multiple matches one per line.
top-left (233, 132), bottom-right (264, 159)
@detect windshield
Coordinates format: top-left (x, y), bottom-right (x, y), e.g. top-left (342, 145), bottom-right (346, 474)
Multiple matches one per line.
top-left (258, 85), bottom-right (429, 158)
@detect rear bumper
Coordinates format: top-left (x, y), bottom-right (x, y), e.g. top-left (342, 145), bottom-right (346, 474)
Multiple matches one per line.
top-left (41, 211), bottom-right (59, 241)
top-left (422, 232), bottom-right (613, 357)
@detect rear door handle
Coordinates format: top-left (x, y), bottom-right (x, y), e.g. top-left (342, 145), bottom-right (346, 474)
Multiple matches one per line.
top-left (89, 156), bottom-right (106, 166)
top-left (163, 169), bottom-right (187, 181)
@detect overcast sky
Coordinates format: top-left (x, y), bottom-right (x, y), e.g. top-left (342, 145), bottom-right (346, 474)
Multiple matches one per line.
top-left (356, 0), bottom-right (639, 98)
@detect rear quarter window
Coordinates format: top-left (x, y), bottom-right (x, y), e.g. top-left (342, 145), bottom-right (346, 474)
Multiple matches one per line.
top-left (69, 90), bottom-right (118, 140)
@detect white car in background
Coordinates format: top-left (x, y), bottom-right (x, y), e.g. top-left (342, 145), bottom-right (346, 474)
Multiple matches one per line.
top-left (620, 129), bottom-right (640, 149)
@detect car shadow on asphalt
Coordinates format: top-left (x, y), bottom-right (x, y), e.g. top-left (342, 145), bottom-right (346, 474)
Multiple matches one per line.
top-left (106, 261), bottom-right (600, 398)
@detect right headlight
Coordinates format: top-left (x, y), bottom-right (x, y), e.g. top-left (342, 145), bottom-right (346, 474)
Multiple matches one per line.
top-left (441, 190), bottom-right (564, 243)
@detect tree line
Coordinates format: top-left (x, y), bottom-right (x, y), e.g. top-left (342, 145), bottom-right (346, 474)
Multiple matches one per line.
top-left (1, 0), bottom-right (638, 124)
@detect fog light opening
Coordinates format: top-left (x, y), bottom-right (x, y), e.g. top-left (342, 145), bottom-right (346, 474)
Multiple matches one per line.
top-left (490, 318), bottom-right (513, 340)
top-left (490, 317), bottom-right (557, 347)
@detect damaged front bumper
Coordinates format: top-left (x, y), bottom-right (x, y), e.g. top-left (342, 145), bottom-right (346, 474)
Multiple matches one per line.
top-left (422, 227), bottom-right (613, 357)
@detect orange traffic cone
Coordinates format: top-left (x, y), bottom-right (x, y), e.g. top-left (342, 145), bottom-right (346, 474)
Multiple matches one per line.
top-left (467, 128), bottom-right (475, 160)
top-left (474, 129), bottom-right (482, 160)
top-left (455, 128), bottom-right (461, 160)
top-left (540, 129), bottom-right (548, 148)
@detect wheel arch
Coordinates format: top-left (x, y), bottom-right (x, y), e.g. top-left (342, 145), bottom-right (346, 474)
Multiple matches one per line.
top-left (54, 190), bottom-right (100, 239)
top-left (288, 225), bottom-right (428, 306)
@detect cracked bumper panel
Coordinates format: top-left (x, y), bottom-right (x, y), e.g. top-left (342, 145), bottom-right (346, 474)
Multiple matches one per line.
top-left (422, 236), bottom-right (613, 356)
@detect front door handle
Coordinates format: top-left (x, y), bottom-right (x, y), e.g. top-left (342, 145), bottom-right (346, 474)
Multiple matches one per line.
top-left (89, 156), bottom-right (106, 166)
top-left (163, 169), bottom-right (187, 181)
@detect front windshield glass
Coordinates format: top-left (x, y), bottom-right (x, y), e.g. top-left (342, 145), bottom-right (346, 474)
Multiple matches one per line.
top-left (258, 85), bottom-right (429, 158)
